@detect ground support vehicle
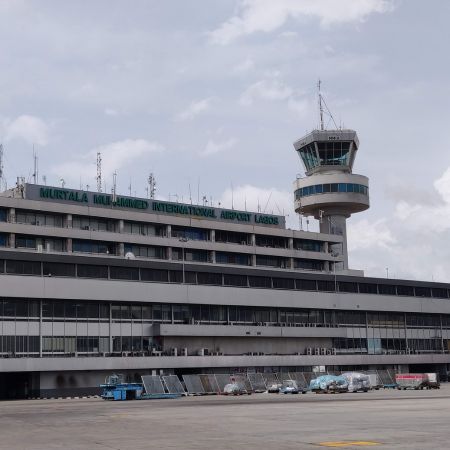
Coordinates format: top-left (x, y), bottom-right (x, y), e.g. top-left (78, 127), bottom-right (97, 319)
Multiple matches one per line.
top-left (100, 374), bottom-right (182, 400)
top-left (309, 375), bottom-right (348, 394)
top-left (222, 383), bottom-right (251, 395)
top-left (280, 380), bottom-right (300, 394)
top-left (395, 373), bottom-right (440, 390)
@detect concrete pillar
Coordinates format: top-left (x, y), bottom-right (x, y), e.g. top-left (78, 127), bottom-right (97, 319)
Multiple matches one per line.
top-left (251, 234), bottom-right (256, 246)
top-left (211, 250), bottom-right (216, 263)
top-left (118, 242), bottom-right (125, 257)
top-left (118, 219), bottom-right (124, 233)
top-left (167, 247), bottom-right (173, 260)
top-left (9, 233), bottom-right (15, 248)
top-left (65, 213), bottom-right (72, 229)
top-left (290, 257), bottom-right (294, 269)
top-left (288, 237), bottom-right (293, 249)
top-left (9, 208), bottom-right (15, 223)
top-left (66, 238), bottom-right (72, 253)
top-left (167, 224), bottom-right (172, 238)
top-left (251, 254), bottom-right (256, 266)
top-left (320, 215), bottom-right (348, 269)
top-left (210, 229), bottom-right (215, 242)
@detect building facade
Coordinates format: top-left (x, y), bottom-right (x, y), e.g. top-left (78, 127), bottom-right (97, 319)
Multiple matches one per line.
top-left (0, 132), bottom-right (449, 398)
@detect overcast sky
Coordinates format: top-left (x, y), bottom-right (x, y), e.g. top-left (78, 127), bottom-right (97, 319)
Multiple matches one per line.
top-left (0, 0), bottom-right (449, 282)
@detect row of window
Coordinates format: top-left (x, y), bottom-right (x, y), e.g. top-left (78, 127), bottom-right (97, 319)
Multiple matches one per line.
top-left (2, 298), bottom-right (450, 330)
top-left (295, 183), bottom-right (368, 199)
top-left (0, 259), bottom-right (448, 299)
top-left (1, 208), bottom-right (329, 251)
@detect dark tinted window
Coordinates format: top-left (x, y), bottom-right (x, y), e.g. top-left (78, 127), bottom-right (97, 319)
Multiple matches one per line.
top-left (110, 266), bottom-right (139, 281)
top-left (338, 282), bottom-right (358, 293)
top-left (359, 283), bottom-right (378, 294)
top-left (378, 284), bottom-right (396, 295)
top-left (77, 264), bottom-right (108, 279)
top-left (43, 262), bottom-right (76, 277)
top-left (397, 285), bottom-right (414, 296)
top-left (272, 278), bottom-right (295, 290)
top-left (317, 280), bottom-right (335, 292)
top-left (248, 276), bottom-right (271, 288)
top-left (140, 268), bottom-right (169, 282)
top-left (223, 274), bottom-right (247, 287)
top-left (414, 286), bottom-right (432, 298)
top-left (169, 270), bottom-right (183, 283)
top-left (6, 260), bottom-right (41, 275)
top-left (0, 259), bottom-right (4, 273)
top-left (432, 288), bottom-right (448, 299)
top-left (197, 272), bottom-right (222, 285)
top-left (296, 279), bottom-right (317, 291)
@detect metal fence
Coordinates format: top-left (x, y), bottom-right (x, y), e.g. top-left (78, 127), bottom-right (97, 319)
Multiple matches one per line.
top-left (162, 375), bottom-right (186, 394)
top-left (142, 369), bottom-right (399, 396)
top-left (141, 375), bottom-right (166, 394)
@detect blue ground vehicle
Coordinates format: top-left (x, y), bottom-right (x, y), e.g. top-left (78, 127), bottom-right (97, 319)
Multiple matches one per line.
top-left (100, 374), bottom-right (182, 401)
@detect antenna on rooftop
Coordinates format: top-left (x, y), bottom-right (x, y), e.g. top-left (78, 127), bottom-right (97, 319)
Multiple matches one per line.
top-left (112, 171), bottom-right (117, 203)
top-left (148, 173), bottom-right (156, 199)
top-left (317, 79), bottom-right (338, 130)
top-left (318, 79), bottom-right (324, 131)
top-left (96, 152), bottom-right (102, 193)
top-left (0, 144), bottom-right (4, 190)
top-left (32, 147), bottom-right (39, 184)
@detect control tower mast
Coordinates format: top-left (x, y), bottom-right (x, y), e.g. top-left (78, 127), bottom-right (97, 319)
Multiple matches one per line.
top-left (293, 84), bottom-right (369, 271)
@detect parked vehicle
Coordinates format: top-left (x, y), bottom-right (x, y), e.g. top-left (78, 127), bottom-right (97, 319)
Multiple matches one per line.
top-left (396, 373), bottom-right (440, 390)
top-left (223, 383), bottom-right (251, 395)
top-left (341, 372), bottom-right (371, 392)
top-left (267, 383), bottom-right (282, 393)
top-left (280, 380), bottom-right (300, 394)
top-left (310, 375), bottom-right (349, 393)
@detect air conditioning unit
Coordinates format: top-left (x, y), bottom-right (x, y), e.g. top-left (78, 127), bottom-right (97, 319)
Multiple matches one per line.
top-left (170, 348), bottom-right (178, 357)
top-left (180, 348), bottom-right (188, 356)
top-left (331, 348), bottom-right (337, 355)
top-left (326, 349), bottom-right (332, 355)
top-left (306, 347), bottom-right (313, 355)
top-left (197, 348), bottom-right (209, 356)
top-left (320, 348), bottom-right (327, 355)
top-left (314, 348), bottom-right (320, 355)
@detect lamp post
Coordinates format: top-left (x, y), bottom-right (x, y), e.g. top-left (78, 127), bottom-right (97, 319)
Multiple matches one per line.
top-left (179, 237), bottom-right (188, 283)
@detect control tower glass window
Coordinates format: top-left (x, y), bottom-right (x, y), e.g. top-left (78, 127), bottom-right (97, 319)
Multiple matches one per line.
top-left (298, 143), bottom-right (319, 171)
top-left (317, 142), bottom-right (350, 166)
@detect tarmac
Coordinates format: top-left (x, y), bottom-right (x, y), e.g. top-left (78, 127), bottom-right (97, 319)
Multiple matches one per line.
top-left (0, 386), bottom-right (449, 449)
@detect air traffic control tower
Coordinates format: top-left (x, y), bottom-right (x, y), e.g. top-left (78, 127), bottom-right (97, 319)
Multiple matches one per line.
top-left (293, 127), bottom-right (369, 271)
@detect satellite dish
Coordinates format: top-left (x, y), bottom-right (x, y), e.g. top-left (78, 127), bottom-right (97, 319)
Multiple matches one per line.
top-left (125, 252), bottom-right (135, 260)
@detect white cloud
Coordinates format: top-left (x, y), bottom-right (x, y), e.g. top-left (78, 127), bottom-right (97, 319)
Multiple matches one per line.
top-left (2, 115), bottom-right (49, 146)
top-left (348, 166), bottom-right (450, 281)
top-left (52, 139), bottom-right (164, 186)
top-left (240, 79), bottom-right (293, 106)
top-left (176, 97), bottom-right (214, 121)
top-left (233, 58), bottom-right (255, 74)
top-left (200, 137), bottom-right (237, 157)
top-left (348, 218), bottom-right (396, 251)
top-left (239, 77), bottom-right (310, 117)
top-left (210, 0), bottom-right (393, 44)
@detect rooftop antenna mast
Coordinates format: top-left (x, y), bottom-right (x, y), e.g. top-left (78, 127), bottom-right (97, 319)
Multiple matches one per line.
top-left (0, 144), bottom-right (4, 189)
top-left (318, 79), bottom-right (325, 131)
top-left (317, 79), bottom-right (339, 130)
top-left (112, 171), bottom-right (117, 203)
top-left (32, 146), bottom-right (39, 184)
top-left (148, 173), bottom-right (156, 199)
top-left (96, 152), bottom-right (102, 193)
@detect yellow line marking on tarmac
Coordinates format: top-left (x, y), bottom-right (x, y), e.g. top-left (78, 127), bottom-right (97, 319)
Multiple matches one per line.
top-left (316, 442), bottom-right (381, 447)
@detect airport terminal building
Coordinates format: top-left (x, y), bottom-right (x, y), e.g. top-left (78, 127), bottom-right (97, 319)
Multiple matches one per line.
top-left (0, 128), bottom-right (449, 398)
